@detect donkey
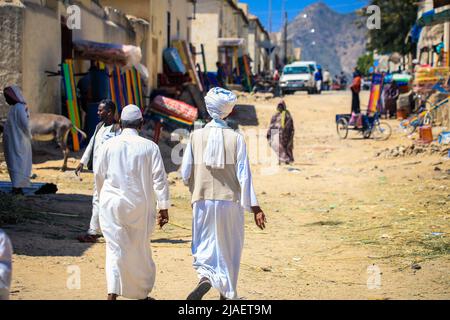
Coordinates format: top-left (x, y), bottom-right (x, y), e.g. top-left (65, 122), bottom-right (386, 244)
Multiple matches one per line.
top-left (29, 114), bottom-right (87, 171)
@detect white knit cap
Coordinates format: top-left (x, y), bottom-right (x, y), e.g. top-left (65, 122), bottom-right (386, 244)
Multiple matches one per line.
top-left (121, 104), bottom-right (143, 121)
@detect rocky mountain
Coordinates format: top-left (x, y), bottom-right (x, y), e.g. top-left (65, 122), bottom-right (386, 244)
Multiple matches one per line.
top-left (286, 1), bottom-right (367, 77)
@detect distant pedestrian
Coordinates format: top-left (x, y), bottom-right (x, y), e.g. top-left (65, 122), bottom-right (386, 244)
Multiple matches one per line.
top-left (216, 62), bottom-right (227, 89)
top-left (2, 86), bottom-right (32, 195)
top-left (349, 69), bottom-right (362, 126)
top-left (267, 100), bottom-right (295, 165)
top-left (315, 66), bottom-right (323, 93)
top-left (383, 81), bottom-right (400, 119)
top-left (323, 69), bottom-right (331, 91)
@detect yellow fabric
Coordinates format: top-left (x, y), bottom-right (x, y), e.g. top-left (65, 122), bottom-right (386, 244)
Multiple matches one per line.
top-left (281, 111), bottom-right (286, 129)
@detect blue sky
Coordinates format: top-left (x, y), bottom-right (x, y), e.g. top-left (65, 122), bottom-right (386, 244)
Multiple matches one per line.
top-left (240, 0), bottom-right (369, 32)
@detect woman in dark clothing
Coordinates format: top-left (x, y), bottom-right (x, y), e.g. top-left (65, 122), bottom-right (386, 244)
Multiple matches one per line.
top-left (267, 101), bottom-right (295, 165)
top-left (349, 69), bottom-right (362, 126)
top-left (383, 81), bottom-right (400, 119)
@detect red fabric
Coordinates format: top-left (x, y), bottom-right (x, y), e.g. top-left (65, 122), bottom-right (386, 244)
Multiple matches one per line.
top-left (351, 76), bottom-right (362, 93)
top-left (152, 95), bottom-right (198, 123)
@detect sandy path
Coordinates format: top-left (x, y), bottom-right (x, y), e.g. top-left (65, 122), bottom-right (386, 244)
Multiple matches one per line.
top-left (1, 91), bottom-right (449, 300)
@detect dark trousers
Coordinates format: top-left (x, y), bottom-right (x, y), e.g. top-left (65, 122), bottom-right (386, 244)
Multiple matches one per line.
top-left (351, 91), bottom-right (360, 114)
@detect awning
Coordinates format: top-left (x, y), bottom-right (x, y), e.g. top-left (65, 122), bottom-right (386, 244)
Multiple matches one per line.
top-left (417, 8), bottom-right (450, 27)
top-left (218, 38), bottom-right (245, 47)
top-left (73, 40), bottom-right (142, 67)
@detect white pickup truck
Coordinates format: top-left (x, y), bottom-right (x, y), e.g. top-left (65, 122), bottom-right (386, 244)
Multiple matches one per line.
top-left (279, 61), bottom-right (320, 95)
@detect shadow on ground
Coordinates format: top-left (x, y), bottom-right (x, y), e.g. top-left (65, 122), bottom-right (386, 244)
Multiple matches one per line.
top-left (1, 193), bottom-right (95, 257)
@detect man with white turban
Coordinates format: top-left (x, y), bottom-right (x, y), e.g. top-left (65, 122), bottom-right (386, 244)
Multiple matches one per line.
top-left (2, 86), bottom-right (32, 195)
top-left (94, 104), bottom-right (170, 300)
top-left (181, 87), bottom-right (267, 300)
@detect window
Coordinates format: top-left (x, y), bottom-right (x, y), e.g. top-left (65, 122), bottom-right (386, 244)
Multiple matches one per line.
top-left (283, 66), bottom-right (311, 75)
top-left (177, 19), bottom-right (180, 40)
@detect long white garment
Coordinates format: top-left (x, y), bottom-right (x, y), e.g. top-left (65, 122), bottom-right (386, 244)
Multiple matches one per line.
top-left (0, 229), bottom-right (13, 301)
top-left (80, 124), bottom-right (121, 235)
top-left (3, 103), bottom-right (32, 188)
top-left (94, 128), bottom-right (169, 299)
top-left (181, 132), bottom-right (259, 299)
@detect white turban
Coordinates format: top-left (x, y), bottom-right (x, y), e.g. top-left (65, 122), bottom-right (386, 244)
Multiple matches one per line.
top-left (205, 87), bottom-right (237, 120)
top-left (203, 88), bottom-right (238, 169)
top-left (121, 104), bottom-right (143, 121)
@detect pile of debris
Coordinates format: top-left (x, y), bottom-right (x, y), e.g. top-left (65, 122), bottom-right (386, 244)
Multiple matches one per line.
top-left (375, 143), bottom-right (449, 159)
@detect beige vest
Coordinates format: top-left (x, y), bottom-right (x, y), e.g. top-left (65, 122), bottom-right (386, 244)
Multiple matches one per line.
top-left (188, 127), bottom-right (241, 204)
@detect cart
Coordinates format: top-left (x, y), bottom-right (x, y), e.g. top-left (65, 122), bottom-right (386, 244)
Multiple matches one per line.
top-left (336, 112), bottom-right (392, 141)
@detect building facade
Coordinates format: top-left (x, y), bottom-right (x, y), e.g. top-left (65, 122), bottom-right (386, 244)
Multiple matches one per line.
top-left (0, 0), bottom-right (139, 117)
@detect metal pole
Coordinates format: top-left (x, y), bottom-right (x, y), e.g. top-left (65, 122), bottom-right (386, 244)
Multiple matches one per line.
top-left (268, 0), bottom-right (272, 33)
top-left (284, 3), bottom-right (288, 65)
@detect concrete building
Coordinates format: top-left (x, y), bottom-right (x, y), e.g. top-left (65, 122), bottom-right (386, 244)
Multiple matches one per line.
top-left (191, 0), bottom-right (249, 77)
top-left (0, 0), bottom-right (142, 117)
top-left (247, 14), bottom-right (270, 75)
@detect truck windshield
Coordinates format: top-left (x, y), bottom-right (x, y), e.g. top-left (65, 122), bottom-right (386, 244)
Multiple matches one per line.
top-left (283, 66), bottom-right (310, 75)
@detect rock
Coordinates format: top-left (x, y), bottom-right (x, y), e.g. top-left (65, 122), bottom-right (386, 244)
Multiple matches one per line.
top-left (261, 266), bottom-right (272, 272)
top-left (434, 167), bottom-right (442, 172)
top-left (411, 263), bottom-right (422, 270)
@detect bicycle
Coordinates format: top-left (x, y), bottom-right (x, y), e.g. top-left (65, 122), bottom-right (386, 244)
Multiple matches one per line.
top-left (400, 83), bottom-right (449, 134)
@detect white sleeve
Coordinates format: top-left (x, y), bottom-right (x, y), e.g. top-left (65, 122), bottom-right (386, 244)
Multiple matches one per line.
top-left (0, 230), bottom-right (13, 293)
top-left (152, 145), bottom-right (170, 210)
top-left (180, 137), bottom-right (193, 186)
top-left (80, 134), bottom-right (94, 166)
top-left (236, 134), bottom-right (259, 213)
top-left (93, 143), bottom-right (107, 197)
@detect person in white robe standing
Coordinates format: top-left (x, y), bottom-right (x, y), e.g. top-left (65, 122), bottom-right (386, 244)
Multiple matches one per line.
top-left (94, 104), bottom-right (170, 300)
top-left (0, 229), bottom-right (13, 300)
top-left (181, 87), bottom-right (267, 300)
top-left (76, 99), bottom-right (121, 243)
top-left (2, 86), bottom-right (32, 195)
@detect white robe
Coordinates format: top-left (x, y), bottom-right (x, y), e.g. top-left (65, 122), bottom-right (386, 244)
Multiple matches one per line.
top-left (0, 229), bottom-right (13, 301)
top-left (3, 103), bottom-right (32, 188)
top-left (80, 124), bottom-right (121, 235)
top-left (94, 128), bottom-right (170, 299)
top-left (181, 131), bottom-right (259, 299)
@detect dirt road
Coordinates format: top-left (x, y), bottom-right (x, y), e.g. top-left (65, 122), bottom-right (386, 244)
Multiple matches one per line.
top-left (1, 91), bottom-right (449, 300)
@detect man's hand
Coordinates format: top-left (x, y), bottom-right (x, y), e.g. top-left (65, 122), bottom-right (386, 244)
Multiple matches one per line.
top-left (75, 163), bottom-right (84, 176)
top-left (157, 210), bottom-right (169, 229)
top-left (251, 206), bottom-right (267, 230)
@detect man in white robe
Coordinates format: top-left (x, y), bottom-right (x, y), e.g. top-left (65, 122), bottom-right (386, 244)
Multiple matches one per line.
top-left (181, 87), bottom-right (267, 300)
top-left (0, 229), bottom-right (13, 300)
top-left (76, 99), bottom-right (121, 243)
top-left (2, 86), bottom-right (32, 195)
top-left (94, 104), bottom-right (170, 300)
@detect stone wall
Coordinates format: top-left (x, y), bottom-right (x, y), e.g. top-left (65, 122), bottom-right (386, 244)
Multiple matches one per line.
top-left (0, 5), bottom-right (24, 118)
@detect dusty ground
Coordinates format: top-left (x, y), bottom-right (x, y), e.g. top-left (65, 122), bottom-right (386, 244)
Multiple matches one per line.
top-left (0, 91), bottom-right (449, 300)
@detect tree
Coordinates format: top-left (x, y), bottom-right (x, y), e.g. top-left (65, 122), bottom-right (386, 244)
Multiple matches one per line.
top-left (364, 0), bottom-right (417, 56)
top-left (357, 53), bottom-right (375, 76)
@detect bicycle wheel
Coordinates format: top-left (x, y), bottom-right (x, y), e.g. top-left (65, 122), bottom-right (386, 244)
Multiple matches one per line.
top-left (373, 122), bottom-right (392, 141)
top-left (336, 118), bottom-right (349, 139)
